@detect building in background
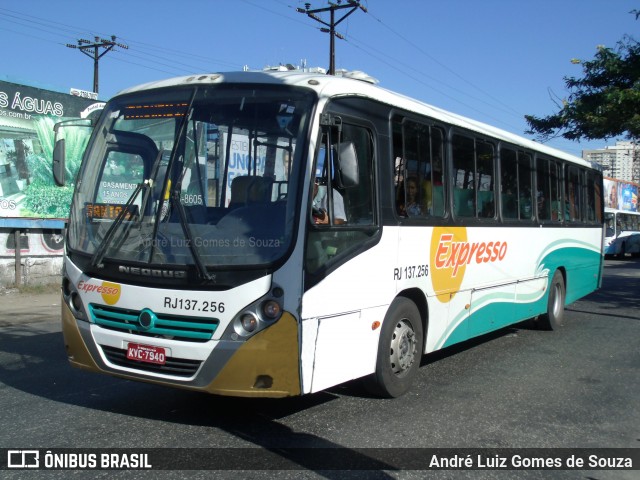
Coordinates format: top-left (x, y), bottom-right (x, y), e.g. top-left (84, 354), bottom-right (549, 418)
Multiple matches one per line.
top-left (583, 141), bottom-right (638, 183)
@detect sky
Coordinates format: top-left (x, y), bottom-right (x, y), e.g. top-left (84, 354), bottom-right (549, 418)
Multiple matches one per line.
top-left (0, 0), bottom-right (638, 157)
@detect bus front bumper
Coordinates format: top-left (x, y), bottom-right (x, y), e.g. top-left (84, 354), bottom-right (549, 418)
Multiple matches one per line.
top-left (61, 297), bottom-right (301, 398)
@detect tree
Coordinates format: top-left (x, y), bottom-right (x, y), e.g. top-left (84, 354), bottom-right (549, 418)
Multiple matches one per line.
top-left (525, 13), bottom-right (640, 143)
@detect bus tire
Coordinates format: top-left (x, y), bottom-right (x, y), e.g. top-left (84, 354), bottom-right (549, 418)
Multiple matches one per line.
top-left (537, 270), bottom-right (565, 330)
top-left (364, 297), bottom-right (423, 398)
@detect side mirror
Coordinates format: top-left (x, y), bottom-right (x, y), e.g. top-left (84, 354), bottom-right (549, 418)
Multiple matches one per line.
top-left (53, 138), bottom-right (66, 186)
top-left (335, 141), bottom-right (359, 188)
top-left (51, 118), bottom-right (94, 187)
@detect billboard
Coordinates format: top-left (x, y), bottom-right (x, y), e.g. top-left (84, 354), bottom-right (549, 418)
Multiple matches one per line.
top-left (604, 177), bottom-right (638, 212)
top-left (0, 80), bottom-right (104, 220)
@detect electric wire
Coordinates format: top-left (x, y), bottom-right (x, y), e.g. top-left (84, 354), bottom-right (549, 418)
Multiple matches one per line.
top-left (0, 3), bottom-right (598, 156)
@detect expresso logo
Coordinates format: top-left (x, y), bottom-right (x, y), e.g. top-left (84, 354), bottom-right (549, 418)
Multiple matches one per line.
top-left (430, 227), bottom-right (508, 303)
top-left (77, 280), bottom-right (121, 305)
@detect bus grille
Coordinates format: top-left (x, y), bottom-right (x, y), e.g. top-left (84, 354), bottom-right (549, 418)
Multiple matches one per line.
top-left (100, 345), bottom-right (201, 377)
top-left (89, 304), bottom-right (219, 342)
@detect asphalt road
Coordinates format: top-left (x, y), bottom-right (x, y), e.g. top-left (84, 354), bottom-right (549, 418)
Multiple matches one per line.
top-left (0, 258), bottom-right (638, 479)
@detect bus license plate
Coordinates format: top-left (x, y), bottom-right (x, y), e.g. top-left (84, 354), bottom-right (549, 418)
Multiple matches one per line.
top-left (126, 343), bottom-right (166, 365)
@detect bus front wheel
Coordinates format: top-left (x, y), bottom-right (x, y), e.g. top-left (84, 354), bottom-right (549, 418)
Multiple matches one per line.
top-left (364, 297), bottom-right (423, 398)
top-left (536, 270), bottom-right (565, 331)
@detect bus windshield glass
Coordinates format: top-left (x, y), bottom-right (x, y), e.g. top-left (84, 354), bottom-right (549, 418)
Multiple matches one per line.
top-left (67, 85), bottom-right (314, 271)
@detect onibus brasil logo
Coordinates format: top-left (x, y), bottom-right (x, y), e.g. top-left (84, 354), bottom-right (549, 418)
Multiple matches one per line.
top-left (430, 227), bottom-right (508, 303)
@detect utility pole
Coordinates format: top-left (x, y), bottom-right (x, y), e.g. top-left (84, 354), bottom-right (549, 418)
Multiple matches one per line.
top-left (297, 1), bottom-right (367, 75)
top-left (66, 36), bottom-right (128, 94)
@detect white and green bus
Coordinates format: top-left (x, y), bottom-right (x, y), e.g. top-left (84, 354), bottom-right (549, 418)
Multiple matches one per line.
top-left (604, 207), bottom-right (640, 258)
top-left (54, 71), bottom-right (604, 398)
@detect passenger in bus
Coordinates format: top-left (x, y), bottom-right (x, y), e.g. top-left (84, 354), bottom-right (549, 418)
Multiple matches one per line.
top-left (398, 176), bottom-right (422, 216)
top-left (518, 185), bottom-right (533, 219)
top-left (480, 198), bottom-right (495, 218)
top-left (312, 178), bottom-right (346, 224)
top-left (422, 161), bottom-right (443, 214)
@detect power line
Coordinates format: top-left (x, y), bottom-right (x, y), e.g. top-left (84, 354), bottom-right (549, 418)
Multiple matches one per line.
top-left (66, 36), bottom-right (129, 94)
top-left (0, 7), bottom-right (243, 83)
top-left (0, 7), bottom-right (91, 38)
top-left (362, 8), bottom-right (523, 118)
top-left (296, 1), bottom-right (367, 75)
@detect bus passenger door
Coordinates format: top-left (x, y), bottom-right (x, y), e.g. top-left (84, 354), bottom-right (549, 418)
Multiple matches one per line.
top-left (302, 110), bottom-right (383, 393)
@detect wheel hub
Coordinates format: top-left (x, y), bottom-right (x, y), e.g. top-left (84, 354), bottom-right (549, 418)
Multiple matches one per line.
top-left (389, 319), bottom-right (416, 377)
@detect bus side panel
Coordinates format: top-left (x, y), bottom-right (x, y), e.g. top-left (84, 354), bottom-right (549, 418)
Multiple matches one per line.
top-left (394, 226), bottom-right (452, 353)
top-left (531, 229), bottom-right (603, 305)
top-left (307, 306), bottom-right (388, 394)
top-left (431, 227), bottom-right (602, 349)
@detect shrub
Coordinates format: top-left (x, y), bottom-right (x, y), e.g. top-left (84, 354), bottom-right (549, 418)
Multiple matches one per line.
top-left (22, 179), bottom-right (74, 218)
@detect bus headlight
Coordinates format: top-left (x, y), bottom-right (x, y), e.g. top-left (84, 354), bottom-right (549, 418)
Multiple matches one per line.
top-left (240, 313), bottom-right (259, 333)
top-left (262, 300), bottom-right (281, 320)
top-left (228, 284), bottom-right (286, 339)
top-left (62, 276), bottom-right (73, 297)
top-left (62, 274), bottom-right (88, 321)
top-left (70, 292), bottom-right (84, 313)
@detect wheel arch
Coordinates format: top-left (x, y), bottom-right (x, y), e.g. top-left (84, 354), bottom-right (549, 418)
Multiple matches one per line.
top-left (556, 266), bottom-right (567, 299)
top-left (396, 287), bottom-right (428, 352)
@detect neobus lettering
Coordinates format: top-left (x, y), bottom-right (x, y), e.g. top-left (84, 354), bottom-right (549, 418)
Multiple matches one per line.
top-left (435, 233), bottom-right (508, 276)
top-left (118, 265), bottom-right (187, 279)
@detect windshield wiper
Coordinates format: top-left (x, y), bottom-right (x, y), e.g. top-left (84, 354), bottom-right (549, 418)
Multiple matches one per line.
top-left (90, 146), bottom-right (165, 269)
top-left (90, 180), bottom-right (148, 269)
top-left (170, 187), bottom-right (215, 282)
top-left (150, 89), bottom-right (214, 282)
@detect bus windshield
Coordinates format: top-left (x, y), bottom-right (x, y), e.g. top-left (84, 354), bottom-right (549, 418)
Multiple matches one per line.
top-left (67, 85), bottom-right (314, 274)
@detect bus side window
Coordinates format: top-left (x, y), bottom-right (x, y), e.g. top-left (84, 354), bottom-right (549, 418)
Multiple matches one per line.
top-left (500, 148), bottom-right (518, 219)
top-left (565, 165), bottom-right (584, 222)
top-left (476, 141), bottom-right (495, 218)
top-left (424, 128), bottom-right (445, 216)
top-left (537, 157), bottom-right (561, 221)
top-left (452, 134), bottom-right (474, 217)
top-left (305, 121), bottom-right (377, 275)
top-left (586, 170), bottom-right (603, 223)
top-left (452, 134), bottom-right (499, 218)
top-left (392, 117), bottom-right (445, 218)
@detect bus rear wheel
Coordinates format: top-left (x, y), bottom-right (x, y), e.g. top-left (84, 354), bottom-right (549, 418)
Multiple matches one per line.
top-left (364, 297), bottom-right (423, 398)
top-left (536, 270), bottom-right (565, 330)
